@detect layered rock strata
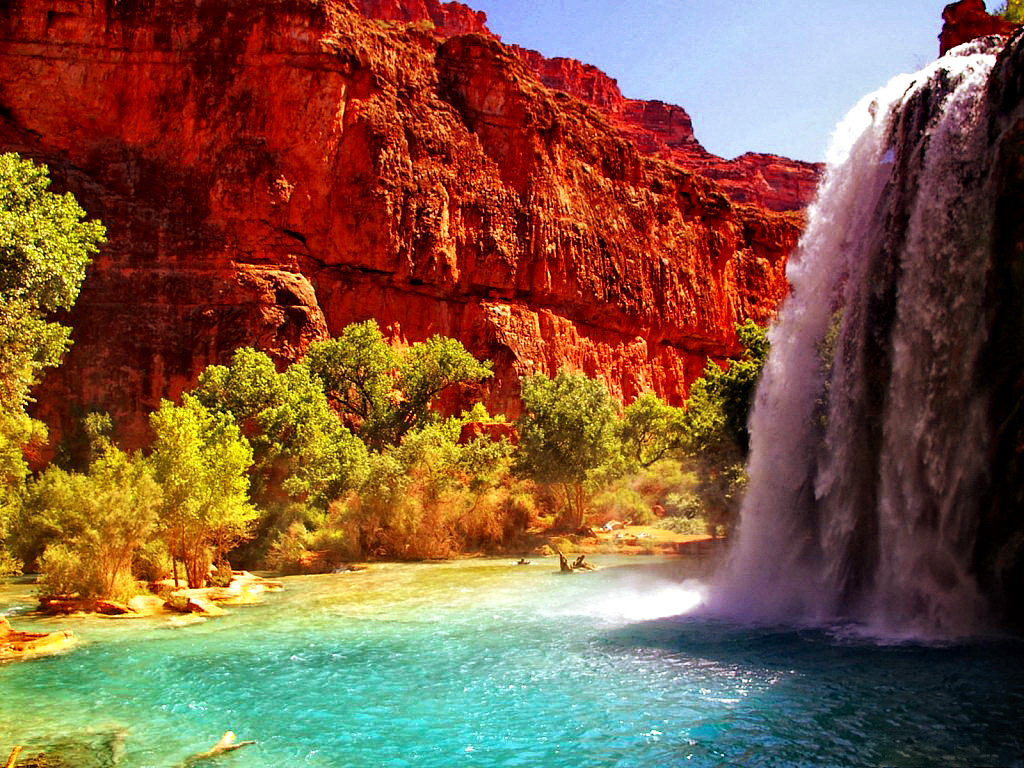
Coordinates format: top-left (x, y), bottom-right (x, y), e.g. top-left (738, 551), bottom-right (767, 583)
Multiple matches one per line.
top-left (0, 0), bottom-right (800, 449)
top-left (355, 0), bottom-right (822, 212)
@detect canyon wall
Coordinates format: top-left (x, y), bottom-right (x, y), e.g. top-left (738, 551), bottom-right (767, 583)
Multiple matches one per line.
top-left (355, 0), bottom-right (822, 212)
top-left (0, 0), bottom-right (801, 449)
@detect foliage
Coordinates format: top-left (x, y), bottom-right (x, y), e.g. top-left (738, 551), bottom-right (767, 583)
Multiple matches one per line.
top-left (194, 347), bottom-right (370, 507)
top-left (613, 320), bottom-right (770, 537)
top-left (149, 396), bottom-right (257, 588)
top-left (0, 153), bottom-right (104, 412)
top-left (995, 0), bottom-right (1024, 23)
top-left (656, 515), bottom-right (709, 536)
top-left (590, 486), bottom-right (650, 525)
top-left (22, 438), bottom-right (161, 602)
top-left (0, 153), bottom-right (103, 573)
top-left (272, 417), bottom-right (526, 568)
top-left (516, 370), bottom-right (621, 529)
top-left (351, 421), bottom-right (519, 559)
top-left (302, 320), bottom-right (493, 451)
top-left (693, 319), bottom-right (769, 452)
top-left (620, 392), bottom-right (688, 468)
top-left (0, 411), bottom-right (46, 575)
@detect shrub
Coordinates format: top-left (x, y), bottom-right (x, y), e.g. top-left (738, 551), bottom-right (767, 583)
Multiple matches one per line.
top-left (656, 516), bottom-right (708, 536)
top-left (133, 539), bottom-right (172, 583)
top-left (590, 487), bottom-right (650, 525)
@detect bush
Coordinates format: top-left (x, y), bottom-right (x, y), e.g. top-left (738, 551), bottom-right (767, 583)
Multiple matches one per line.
top-left (590, 487), bottom-right (650, 525)
top-left (656, 516), bottom-right (708, 536)
top-left (663, 492), bottom-right (703, 519)
top-left (38, 542), bottom-right (92, 597)
top-left (133, 539), bottom-right (172, 583)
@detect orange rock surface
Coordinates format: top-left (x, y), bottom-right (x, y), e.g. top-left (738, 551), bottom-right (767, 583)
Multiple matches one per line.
top-left (509, 47), bottom-right (821, 213)
top-left (0, 616), bottom-right (77, 662)
top-left (0, 0), bottom-right (801, 450)
top-left (940, 0), bottom-right (1020, 55)
top-left (357, 0), bottom-right (822, 211)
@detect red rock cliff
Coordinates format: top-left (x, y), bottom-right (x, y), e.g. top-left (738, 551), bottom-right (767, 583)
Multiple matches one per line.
top-left (940, 0), bottom-right (1020, 55)
top-left (509, 47), bottom-right (821, 213)
top-left (0, 0), bottom-right (801, 450)
top-left (357, 0), bottom-right (821, 212)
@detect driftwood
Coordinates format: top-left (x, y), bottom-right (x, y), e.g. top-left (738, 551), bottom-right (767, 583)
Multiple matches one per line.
top-left (557, 551), bottom-right (596, 573)
top-left (5, 747), bottom-right (21, 768)
top-left (181, 731), bottom-right (255, 765)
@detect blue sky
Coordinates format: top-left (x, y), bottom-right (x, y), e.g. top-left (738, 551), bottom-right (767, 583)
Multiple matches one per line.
top-left (468, 0), bottom-right (961, 162)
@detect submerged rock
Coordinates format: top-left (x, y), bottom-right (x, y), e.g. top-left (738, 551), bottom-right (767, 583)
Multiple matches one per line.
top-left (0, 615), bottom-right (77, 663)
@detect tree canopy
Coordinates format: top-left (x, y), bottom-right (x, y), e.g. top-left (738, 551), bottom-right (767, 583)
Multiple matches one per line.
top-left (0, 152), bottom-right (104, 412)
top-left (302, 320), bottom-right (493, 451)
top-left (19, 426), bottom-right (161, 602)
top-left (193, 346), bottom-right (369, 510)
top-left (149, 396), bottom-right (257, 588)
top-left (516, 370), bottom-right (621, 528)
top-left (0, 153), bottom-right (104, 575)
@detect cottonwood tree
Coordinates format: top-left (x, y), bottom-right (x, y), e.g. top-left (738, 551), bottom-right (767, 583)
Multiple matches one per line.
top-left (193, 347), bottom-right (370, 562)
top-left (149, 396), bottom-right (256, 588)
top-left (0, 152), bottom-right (104, 574)
top-left (302, 320), bottom-right (493, 451)
top-left (20, 427), bottom-right (161, 602)
top-left (620, 392), bottom-right (689, 469)
top-left (516, 370), bottom-right (621, 529)
top-left (193, 347), bottom-right (369, 508)
top-left (0, 152), bottom-right (104, 412)
top-left (674, 320), bottom-right (770, 535)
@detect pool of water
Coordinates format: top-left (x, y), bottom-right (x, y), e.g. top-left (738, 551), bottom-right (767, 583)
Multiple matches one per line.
top-left (2, 557), bottom-right (1022, 767)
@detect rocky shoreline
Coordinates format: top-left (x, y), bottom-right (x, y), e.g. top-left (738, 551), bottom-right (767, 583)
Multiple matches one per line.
top-left (37, 571), bottom-right (284, 619)
top-left (0, 615), bottom-right (77, 663)
top-left (1, 572), bottom-right (283, 664)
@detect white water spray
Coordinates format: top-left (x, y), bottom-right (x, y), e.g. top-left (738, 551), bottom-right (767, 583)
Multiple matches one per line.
top-left (716, 38), bottom-right (1013, 637)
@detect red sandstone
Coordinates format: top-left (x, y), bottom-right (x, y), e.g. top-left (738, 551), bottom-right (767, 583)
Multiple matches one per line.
top-left (939, 0), bottom-right (1020, 55)
top-left (0, 0), bottom-right (801, 450)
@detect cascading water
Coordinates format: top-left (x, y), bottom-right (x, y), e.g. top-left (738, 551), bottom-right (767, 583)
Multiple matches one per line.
top-left (717, 34), bottom-right (1024, 638)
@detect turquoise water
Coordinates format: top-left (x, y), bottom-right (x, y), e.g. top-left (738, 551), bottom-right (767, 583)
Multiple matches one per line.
top-left (2, 557), bottom-right (1023, 767)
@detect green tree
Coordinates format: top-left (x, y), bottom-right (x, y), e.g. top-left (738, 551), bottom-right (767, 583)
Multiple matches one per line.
top-left (671, 320), bottom-right (770, 536)
top-left (327, 418), bottom-right (520, 563)
top-left (620, 392), bottom-right (689, 468)
top-left (149, 396), bottom-right (257, 588)
top-left (0, 152), bottom-right (104, 412)
top-left (0, 153), bottom-right (104, 573)
top-left (20, 438), bottom-right (161, 602)
top-left (193, 347), bottom-right (369, 509)
top-left (303, 320), bottom-right (493, 450)
top-left (697, 319), bottom-right (769, 452)
top-left (0, 411), bottom-right (44, 575)
top-left (516, 370), bottom-right (621, 529)
top-left (193, 348), bottom-right (370, 564)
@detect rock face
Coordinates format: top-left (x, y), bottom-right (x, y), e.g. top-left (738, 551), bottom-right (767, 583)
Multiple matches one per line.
top-left (508, 47), bottom-right (821, 213)
top-left (356, 0), bottom-right (821, 211)
top-left (0, 0), bottom-right (801, 450)
top-left (940, 0), bottom-right (1020, 55)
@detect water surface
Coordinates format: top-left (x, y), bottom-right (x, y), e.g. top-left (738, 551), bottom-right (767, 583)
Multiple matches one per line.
top-left (2, 557), bottom-right (1022, 767)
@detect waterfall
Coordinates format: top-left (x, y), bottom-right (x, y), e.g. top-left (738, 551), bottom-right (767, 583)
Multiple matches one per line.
top-left (716, 36), bottom-right (1020, 638)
